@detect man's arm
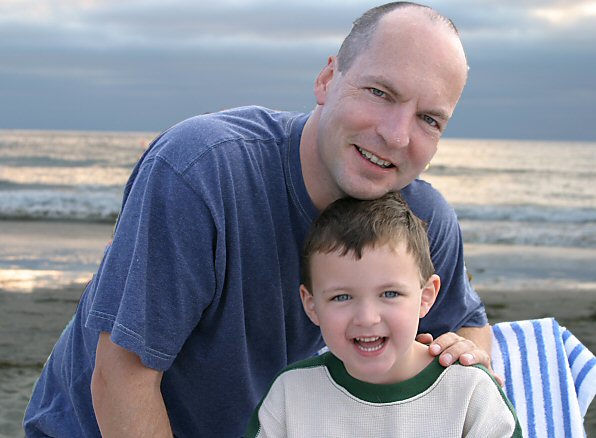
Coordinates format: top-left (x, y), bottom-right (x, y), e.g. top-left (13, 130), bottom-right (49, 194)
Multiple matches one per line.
top-left (91, 332), bottom-right (173, 438)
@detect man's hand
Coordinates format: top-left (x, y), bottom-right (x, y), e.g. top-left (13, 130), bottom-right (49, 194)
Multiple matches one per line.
top-left (416, 324), bottom-right (504, 386)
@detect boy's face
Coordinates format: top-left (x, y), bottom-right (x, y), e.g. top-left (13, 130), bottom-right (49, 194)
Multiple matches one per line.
top-left (300, 243), bottom-right (439, 384)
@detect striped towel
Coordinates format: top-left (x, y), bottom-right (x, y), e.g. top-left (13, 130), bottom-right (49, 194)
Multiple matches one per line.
top-left (492, 318), bottom-right (596, 437)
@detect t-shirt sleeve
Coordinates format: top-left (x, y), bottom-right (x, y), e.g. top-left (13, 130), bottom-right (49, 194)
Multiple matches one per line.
top-left (402, 181), bottom-right (488, 337)
top-left (463, 367), bottom-right (522, 437)
top-left (245, 378), bottom-right (287, 438)
top-left (85, 156), bottom-right (218, 371)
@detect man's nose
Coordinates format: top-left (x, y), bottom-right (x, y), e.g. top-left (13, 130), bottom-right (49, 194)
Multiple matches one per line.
top-left (376, 106), bottom-right (412, 149)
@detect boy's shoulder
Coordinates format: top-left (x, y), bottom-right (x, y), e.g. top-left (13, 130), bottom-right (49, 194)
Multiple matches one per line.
top-left (264, 352), bottom-right (336, 397)
top-left (439, 361), bottom-right (501, 391)
top-left (448, 361), bottom-right (502, 386)
top-left (275, 352), bottom-right (331, 380)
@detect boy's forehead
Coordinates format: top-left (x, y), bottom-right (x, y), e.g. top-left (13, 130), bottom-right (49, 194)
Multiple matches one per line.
top-left (308, 242), bottom-right (424, 290)
top-left (310, 240), bottom-right (410, 261)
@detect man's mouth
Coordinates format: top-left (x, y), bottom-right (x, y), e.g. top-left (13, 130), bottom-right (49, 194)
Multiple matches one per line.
top-left (356, 146), bottom-right (394, 169)
top-left (354, 336), bottom-right (386, 352)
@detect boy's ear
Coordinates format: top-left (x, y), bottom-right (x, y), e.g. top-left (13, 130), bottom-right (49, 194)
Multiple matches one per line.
top-left (314, 56), bottom-right (338, 106)
top-left (300, 284), bottom-right (320, 326)
top-left (419, 274), bottom-right (440, 319)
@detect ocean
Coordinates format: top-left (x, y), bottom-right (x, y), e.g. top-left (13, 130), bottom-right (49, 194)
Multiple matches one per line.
top-left (1, 129), bottom-right (596, 295)
top-left (1, 129), bottom-right (595, 246)
top-left (426, 138), bottom-right (596, 249)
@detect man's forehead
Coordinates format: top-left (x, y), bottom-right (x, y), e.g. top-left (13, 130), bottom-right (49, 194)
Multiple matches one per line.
top-left (376, 8), bottom-right (459, 48)
top-left (367, 10), bottom-right (467, 103)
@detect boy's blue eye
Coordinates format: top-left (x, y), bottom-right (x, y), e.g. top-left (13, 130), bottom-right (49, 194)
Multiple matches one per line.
top-left (383, 291), bottom-right (400, 298)
top-left (332, 294), bottom-right (351, 302)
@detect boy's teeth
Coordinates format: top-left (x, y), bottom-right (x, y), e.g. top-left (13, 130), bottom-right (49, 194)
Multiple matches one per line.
top-left (354, 337), bottom-right (385, 352)
top-left (356, 337), bottom-right (380, 343)
top-left (359, 344), bottom-right (384, 352)
top-left (357, 147), bottom-right (392, 168)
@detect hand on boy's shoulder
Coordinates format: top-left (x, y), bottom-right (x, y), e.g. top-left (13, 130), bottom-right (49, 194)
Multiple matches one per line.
top-left (417, 328), bottom-right (505, 386)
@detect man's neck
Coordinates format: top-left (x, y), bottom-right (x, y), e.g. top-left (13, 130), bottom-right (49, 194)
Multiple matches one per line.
top-left (299, 107), bottom-right (337, 211)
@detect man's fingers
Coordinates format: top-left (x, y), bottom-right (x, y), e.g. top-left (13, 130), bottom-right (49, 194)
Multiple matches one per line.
top-left (428, 332), bottom-right (464, 357)
top-left (429, 333), bottom-right (489, 367)
top-left (425, 329), bottom-right (503, 386)
top-left (415, 333), bottom-right (434, 346)
top-left (435, 340), bottom-right (505, 386)
top-left (440, 340), bottom-right (485, 366)
top-left (493, 372), bottom-right (505, 387)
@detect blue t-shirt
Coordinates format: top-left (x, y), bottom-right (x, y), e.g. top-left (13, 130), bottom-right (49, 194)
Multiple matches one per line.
top-left (24, 106), bottom-right (486, 437)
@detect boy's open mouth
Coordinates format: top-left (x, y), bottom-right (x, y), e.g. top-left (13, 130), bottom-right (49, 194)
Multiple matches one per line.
top-left (354, 336), bottom-right (386, 352)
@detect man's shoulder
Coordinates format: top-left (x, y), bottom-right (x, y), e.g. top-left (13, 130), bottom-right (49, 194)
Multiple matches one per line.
top-left (400, 178), bottom-right (454, 222)
top-left (401, 178), bottom-right (448, 205)
top-left (177, 106), bottom-right (296, 141)
top-left (146, 106), bottom-right (303, 170)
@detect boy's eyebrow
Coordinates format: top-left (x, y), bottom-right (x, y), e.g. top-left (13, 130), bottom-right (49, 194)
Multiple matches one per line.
top-left (319, 286), bottom-right (351, 294)
top-left (377, 281), bottom-right (411, 291)
top-left (362, 74), bottom-right (451, 122)
top-left (319, 281), bottom-right (413, 295)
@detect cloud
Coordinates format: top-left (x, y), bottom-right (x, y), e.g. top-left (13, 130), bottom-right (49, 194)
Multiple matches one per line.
top-left (0, 0), bottom-right (594, 139)
top-left (3, 1), bottom-right (596, 50)
top-left (0, 0), bottom-right (365, 50)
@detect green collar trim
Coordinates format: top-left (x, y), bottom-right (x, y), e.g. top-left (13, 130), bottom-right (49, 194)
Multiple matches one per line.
top-left (324, 352), bottom-right (445, 403)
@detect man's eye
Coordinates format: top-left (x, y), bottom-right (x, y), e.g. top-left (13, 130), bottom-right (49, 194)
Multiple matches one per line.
top-left (332, 294), bottom-right (351, 302)
top-left (383, 291), bottom-right (400, 298)
top-left (422, 114), bottom-right (438, 128)
top-left (369, 88), bottom-right (385, 98)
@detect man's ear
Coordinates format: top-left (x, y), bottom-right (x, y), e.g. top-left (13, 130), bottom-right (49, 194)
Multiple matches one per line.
top-left (419, 274), bottom-right (440, 319)
top-left (300, 284), bottom-right (320, 326)
top-left (314, 56), bottom-right (338, 105)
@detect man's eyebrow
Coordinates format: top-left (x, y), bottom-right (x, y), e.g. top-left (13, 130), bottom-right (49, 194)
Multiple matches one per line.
top-left (425, 108), bottom-right (451, 122)
top-left (364, 74), bottom-right (403, 98)
top-left (363, 74), bottom-right (451, 121)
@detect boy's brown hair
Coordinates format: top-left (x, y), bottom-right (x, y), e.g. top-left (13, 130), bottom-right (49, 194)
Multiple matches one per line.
top-left (301, 192), bottom-right (435, 290)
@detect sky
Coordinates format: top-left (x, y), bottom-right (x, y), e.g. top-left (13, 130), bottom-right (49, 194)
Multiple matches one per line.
top-left (1, 0), bottom-right (595, 141)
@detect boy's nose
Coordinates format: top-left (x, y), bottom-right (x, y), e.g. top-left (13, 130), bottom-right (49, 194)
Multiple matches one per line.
top-left (353, 302), bottom-right (381, 327)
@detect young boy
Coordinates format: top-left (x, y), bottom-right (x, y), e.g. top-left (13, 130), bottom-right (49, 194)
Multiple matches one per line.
top-left (245, 193), bottom-right (521, 437)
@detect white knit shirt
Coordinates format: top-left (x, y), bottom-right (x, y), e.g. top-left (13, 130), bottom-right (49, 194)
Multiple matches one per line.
top-left (245, 353), bottom-right (521, 438)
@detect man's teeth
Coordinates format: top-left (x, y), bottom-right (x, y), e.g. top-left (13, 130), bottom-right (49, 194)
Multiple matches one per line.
top-left (357, 147), bottom-right (393, 168)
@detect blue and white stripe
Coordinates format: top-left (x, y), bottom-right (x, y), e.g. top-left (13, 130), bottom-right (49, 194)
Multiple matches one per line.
top-left (492, 318), bottom-right (595, 438)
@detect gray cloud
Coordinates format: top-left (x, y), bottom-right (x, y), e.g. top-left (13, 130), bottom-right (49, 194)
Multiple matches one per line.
top-left (0, 0), bottom-right (595, 140)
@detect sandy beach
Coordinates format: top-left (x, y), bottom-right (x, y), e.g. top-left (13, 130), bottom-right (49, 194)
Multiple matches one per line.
top-left (1, 220), bottom-right (594, 437)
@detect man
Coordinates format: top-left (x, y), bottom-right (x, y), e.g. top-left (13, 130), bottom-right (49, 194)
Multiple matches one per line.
top-left (24, 3), bottom-right (492, 437)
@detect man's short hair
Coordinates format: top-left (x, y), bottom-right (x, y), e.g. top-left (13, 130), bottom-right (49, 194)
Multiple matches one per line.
top-left (301, 192), bottom-right (435, 290)
top-left (337, 1), bottom-right (461, 72)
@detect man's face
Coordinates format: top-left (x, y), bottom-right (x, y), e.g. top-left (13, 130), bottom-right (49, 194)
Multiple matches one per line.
top-left (309, 11), bottom-right (467, 208)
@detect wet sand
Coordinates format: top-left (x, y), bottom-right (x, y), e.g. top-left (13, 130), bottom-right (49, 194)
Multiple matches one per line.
top-left (0, 221), bottom-right (594, 437)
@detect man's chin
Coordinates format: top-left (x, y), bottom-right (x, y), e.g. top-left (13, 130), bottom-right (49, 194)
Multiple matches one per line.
top-left (344, 185), bottom-right (406, 201)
